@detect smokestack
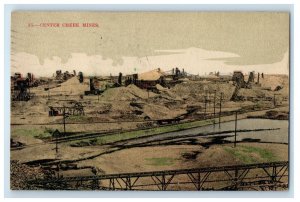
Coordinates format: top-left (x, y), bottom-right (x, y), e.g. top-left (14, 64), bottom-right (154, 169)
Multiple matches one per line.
top-left (78, 72), bottom-right (83, 83)
top-left (118, 72), bottom-right (122, 85)
top-left (248, 71), bottom-right (254, 83)
top-left (90, 77), bottom-right (95, 91)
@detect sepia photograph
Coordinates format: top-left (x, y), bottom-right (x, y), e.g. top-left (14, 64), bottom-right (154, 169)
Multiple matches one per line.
top-left (10, 11), bottom-right (290, 191)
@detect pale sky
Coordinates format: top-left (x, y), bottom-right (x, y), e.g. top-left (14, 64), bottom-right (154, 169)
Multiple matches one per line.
top-left (11, 12), bottom-right (289, 76)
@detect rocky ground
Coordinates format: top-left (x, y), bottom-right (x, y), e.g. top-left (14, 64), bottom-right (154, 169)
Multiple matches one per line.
top-left (10, 74), bottom-right (290, 190)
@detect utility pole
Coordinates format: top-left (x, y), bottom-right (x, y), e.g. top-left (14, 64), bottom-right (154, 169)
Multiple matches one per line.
top-left (63, 107), bottom-right (66, 136)
top-left (56, 134), bottom-right (58, 154)
top-left (214, 90), bottom-right (217, 118)
top-left (48, 82), bottom-right (50, 100)
top-left (219, 92), bottom-right (223, 129)
top-left (52, 129), bottom-right (60, 158)
top-left (204, 95), bottom-right (207, 119)
top-left (234, 111), bottom-right (238, 148)
top-left (52, 129), bottom-right (60, 178)
top-left (213, 90), bottom-right (216, 124)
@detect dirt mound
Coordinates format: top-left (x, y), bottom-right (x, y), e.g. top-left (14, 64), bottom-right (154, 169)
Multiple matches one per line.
top-left (171, 81), bottom-right (235, 101)
top-left (260, 74), bottom-right (289, 91)
top-left (238, 88), bottom-right (265, 98)
top-left (143, 103), bottom-right (186, 120)
top-left (49, 77), bottom-right (89, 95)
top-left (101, 84), bottom-right (156, 101)
top-left (156, 84), bottom-right (182, 101)
top-left (238, 86), bottom-right (275, 100)
top-left (156, 84), bottom-right (165, 91)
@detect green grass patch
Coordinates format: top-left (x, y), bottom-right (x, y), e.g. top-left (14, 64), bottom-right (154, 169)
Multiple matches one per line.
top-left (67, 115), bottom-right (90, 122)
top-left (145, 157), bottom-right (175, 166)
top-left (223, 145), bottom-right (277, 164)
top-left (12, 128), bottom-right (42, 137)
top-left (69, 138), bottom-right (100, 147)
top-left (69, 119), bottom-right (214, 146)
top-left (240, 145), bottom-right (277, 161)
top-left (12, 127), bottom-right (54, 140)
top-left (224, 147), bottom-right (256, 164)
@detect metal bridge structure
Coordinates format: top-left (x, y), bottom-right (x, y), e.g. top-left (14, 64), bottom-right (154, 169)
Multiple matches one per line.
top-left (48, 103), bottom-right (85, 116)
top-left (28, 161), bottom-right (288, 191)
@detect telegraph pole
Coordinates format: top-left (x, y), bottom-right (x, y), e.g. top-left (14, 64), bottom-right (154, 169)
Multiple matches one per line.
top-left (204, 95), bottom-right (207, 119)
top-left (63, 107), bottom-right (66, 136)
top-left (48, 82), bottom-right (50, 100)
top-left (234, 111), bottom-right (238, 148)
top-left (52, 129), bottom-right (60, 158)
top-left (52, 129), bottom-right (60, 178)
top-left (219, 92), bottom-right (223, 129)
top-left (55, 134), bottom-right (58, 154)
top-left (213, 90), bottom-right (216, 125)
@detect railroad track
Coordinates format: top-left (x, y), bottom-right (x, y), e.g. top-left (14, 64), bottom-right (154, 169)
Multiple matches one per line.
top-left (11, 126), bottom-right (282, 152)
top-left (107, 128), bottom-right (281, 147)
top-left (46, 118), bottom-right (216, 143)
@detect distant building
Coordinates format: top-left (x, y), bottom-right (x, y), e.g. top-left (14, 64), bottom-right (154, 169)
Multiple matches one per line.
top-left (125, 68), bottom-right (166, 89)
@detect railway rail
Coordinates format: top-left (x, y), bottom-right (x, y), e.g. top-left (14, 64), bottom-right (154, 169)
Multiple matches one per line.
top-left (27, 161), bottom-right (288, 191)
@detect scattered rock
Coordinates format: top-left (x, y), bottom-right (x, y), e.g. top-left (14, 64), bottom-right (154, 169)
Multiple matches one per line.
top-left (10, 160), bottom-right (46, 190)
top-left (274, 85), bottom-right (283, 91)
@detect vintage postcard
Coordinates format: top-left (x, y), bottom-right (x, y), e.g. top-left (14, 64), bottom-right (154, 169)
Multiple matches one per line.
top-left (10, 11), bottom-right (289, 191)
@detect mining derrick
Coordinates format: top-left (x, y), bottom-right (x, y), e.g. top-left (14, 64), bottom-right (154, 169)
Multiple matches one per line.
top-left (12, 76), bottom-right (31, 101)
top-left (230, 71), bottom-right (245, 101)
